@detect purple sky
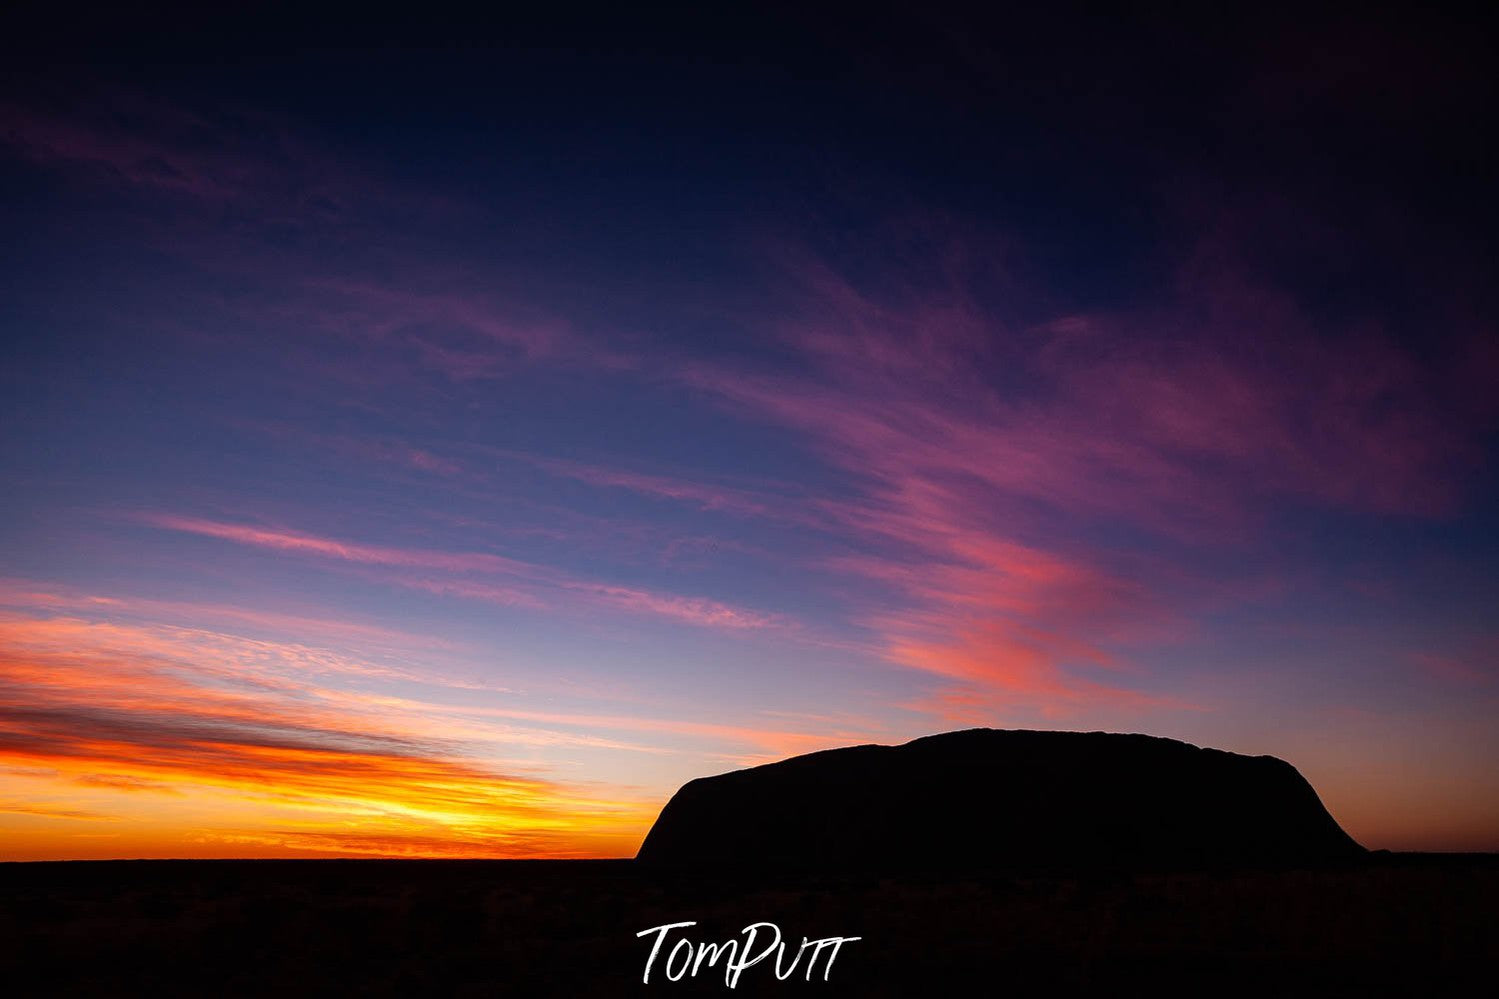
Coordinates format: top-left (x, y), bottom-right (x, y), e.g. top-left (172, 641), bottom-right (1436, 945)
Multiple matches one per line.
top-left (2, 8), bottom-right (1497, 857)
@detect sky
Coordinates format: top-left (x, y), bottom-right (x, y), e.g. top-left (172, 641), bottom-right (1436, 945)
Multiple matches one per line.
top-left (2, 7), bottom-right (1496, 859)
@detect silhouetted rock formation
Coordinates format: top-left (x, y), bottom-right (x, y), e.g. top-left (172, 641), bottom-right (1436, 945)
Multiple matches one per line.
top-left (637, 729), bottom-right (1365, 871)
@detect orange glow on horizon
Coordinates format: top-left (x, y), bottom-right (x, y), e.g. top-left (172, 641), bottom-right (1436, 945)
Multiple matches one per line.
top-left (0, 610), bottom-right (657, 860)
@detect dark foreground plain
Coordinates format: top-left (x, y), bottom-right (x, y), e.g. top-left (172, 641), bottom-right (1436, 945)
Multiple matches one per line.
top-left (2, 855), bottom-right (1495, 996)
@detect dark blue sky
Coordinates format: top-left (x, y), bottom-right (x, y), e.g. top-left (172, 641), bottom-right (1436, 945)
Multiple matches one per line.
top-left (1, 4), bottom-right (1496, 858)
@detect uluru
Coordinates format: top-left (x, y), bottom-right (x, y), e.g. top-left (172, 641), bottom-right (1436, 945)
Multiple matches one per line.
top-left (637, 729), bottom-right (1365, 871)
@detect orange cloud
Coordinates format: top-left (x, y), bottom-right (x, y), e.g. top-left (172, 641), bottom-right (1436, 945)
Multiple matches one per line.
top-left (0, 612), bottom-right (656, 859)
top-left (0, 595), bottom-right (903, 859)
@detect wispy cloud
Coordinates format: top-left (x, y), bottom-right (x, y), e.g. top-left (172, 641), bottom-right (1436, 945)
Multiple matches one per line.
top-left (674, 241), bottom-right (1491, 718)
top-left (0, 600), bottom-right (899, 857)
top-left (499, 450), bottom-right (817, 524)
top-left (1411, 637), bottom-right (1499, 686)
top-left (140, 513), bottom-right (783, 632)
top-left (291, 279), bottom-right (636, 380)
top-left (1, 95), bottom-right (621, 395)
top-left (0, 579), bottom-right (470, 663)
top-left (0, 611), bottom-right (656, 858)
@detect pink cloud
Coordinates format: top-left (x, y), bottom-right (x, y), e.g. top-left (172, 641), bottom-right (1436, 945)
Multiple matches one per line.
top-left (300, 280), bottom-right (591, 372)
top-left (579, 583), bottom-right (777, 630)
top-left (141, 513), bottom-right (538, 574)
top-left (1411, 637), bottom-right (1499, 686)
top-left (2, 98), bottom-right (609, 396)
top-left (0, 94), bottom-right (408, 223)
top-left (247, 427), bottom-right (465, 477)
top-left (512, 452), bottom-right (793, 520)
top-left (676, 243), bottom-right (1492, 718)
top-left (140, 514), bottom-right (781, 633)
top-left (0, 578), bottom-right (466, 655)
top-left (1, 99), bottom-right (252, 200)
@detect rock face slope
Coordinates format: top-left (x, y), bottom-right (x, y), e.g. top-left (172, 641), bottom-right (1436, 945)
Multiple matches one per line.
top-left (636, 729), bottom-right (1364, 870)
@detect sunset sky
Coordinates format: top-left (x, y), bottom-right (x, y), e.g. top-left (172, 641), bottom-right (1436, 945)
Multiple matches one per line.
top-left (3, 8), bottom-right (1496, 859)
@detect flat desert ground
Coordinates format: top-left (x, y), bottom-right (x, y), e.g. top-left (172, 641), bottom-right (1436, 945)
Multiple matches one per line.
top-left (2, 855), bottom-right (1495, 996)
